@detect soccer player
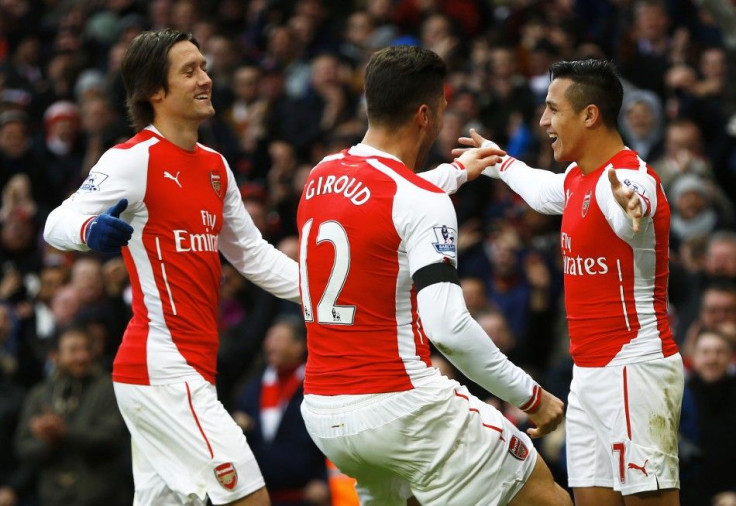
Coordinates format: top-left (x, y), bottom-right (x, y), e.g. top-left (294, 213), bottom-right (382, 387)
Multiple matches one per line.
top-left (43, 29), bottom-right (297, 506)
top-left (457, 59), bottom-right (683, 505)
top-left (297, 45), bottom-right (571, 505)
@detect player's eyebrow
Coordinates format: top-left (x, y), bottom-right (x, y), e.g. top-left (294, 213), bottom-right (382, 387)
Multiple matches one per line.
top-left (179, 57), bottom-right (206, 73)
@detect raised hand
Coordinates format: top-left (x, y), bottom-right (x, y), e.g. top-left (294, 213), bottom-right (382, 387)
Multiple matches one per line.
top-left (452, 129), bottom-right (504, 178)
top-left (455, 143), bottom-right (506, 181)
top-left (607, 169), bottom-right (643, 233)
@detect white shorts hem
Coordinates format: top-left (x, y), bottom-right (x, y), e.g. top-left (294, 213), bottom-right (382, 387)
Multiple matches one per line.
top-left (210, 478), bottom-right (265, 505)
top-left (568, 480), bottom-right (614, 489)
top-left (620, 481), bottom-right (679, 496)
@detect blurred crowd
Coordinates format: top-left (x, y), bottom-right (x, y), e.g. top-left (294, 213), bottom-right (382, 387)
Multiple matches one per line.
top-left (0, 0), bottom-right (735, 505)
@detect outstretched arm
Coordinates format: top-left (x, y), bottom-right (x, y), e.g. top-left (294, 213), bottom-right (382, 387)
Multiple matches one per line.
top-left (419, 145), bottom-right (506, 194)
top-left (453, 129), bottom-right (567, 215)
top-left (417, 275), bottom-right (565, 438)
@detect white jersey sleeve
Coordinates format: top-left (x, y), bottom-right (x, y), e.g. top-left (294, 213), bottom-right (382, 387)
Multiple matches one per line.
top-left (417, 282), bottom-right (538, 409)
top-left (392, 179), bottom-right (537, 409)
top-left (418, 161), bottom-right (467, 195)
top-left (218, 158), bottom-right (300, 302)
top-left (597, 167), bottom-right (658, 241)
top-left (43, 140), bottom-right (152, 250)
top-left (482, 154), bottom-right (566, 215)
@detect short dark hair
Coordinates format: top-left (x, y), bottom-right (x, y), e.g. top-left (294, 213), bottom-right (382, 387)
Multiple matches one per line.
top-left (549, 59), bottom-right (623, 129)
top-left (51, 325), bottom-right (91, 351)
top-left (121, 28), bottom-right (197, 131)
top-left (364, 45), bottom-right (446, 127)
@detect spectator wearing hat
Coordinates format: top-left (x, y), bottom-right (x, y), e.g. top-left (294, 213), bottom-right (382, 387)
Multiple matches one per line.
top-left (669, 174), bottom-right (722, 250)
top-left (39, 101), bottom-right (85, 212)
top-left (619, 88), bottom-right (665, 162)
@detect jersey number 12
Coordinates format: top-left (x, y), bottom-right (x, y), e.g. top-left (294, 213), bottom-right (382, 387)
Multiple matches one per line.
top-left (299, 218), bottom-right (356, 325)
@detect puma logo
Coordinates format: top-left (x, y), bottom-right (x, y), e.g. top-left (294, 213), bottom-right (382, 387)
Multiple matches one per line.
top-left (628, 459), bottom-right (649, 476)
top-left (164, 171), bottom-right (182, 188)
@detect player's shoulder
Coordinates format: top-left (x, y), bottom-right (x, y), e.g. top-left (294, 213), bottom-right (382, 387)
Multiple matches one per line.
top-left (113, 129), bottom-right (158, 151)
top-left (608, 149), bottom-right (652, 174)
top-left (607, 149), bottom-right (661, 184)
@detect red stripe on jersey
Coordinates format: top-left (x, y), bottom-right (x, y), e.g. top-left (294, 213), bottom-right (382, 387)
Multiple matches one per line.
top-left (623, 366), bottom-right (632, 439)
top-left (80, 216), bottom-right (95, 244)
top-left (410, 286), bottom-right (431, 368)
top-left (519, 384), bottom-right (541, 413)
top-left (186, 382), bottom-right (214, 458)
top-left (653, 182), bottom-right (678, 359)
top-left (500, 157), bottom-right (515, 172)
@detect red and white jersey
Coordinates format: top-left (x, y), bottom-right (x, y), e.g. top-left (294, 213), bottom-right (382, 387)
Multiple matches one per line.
top-left (297, 144), bottom-right (538, 406)
top-left (492, 149), bottom-right (678, 366)
top-left (44, 127), bottom-right (299, 385)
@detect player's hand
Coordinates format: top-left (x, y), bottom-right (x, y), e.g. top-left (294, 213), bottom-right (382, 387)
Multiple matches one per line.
top-left (452, 129), bottom-right (503, 179)
top-left (607, 169), bottom-right (643, 233)
top-left (525, 389), bottom-right (564, 439)
top-left (86, 198), bottom-right (134, 253)
top-left (455, 143), bottom-right (506, 181)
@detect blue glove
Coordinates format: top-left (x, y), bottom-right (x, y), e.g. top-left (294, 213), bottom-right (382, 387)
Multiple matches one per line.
top-left (86, 199), bottom-right (134, 253)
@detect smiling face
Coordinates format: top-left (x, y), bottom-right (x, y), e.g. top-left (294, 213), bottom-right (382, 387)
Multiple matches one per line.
top-left (151, 40), bottom-right (214, 126)
top-left (539, 78), bottom-right (588, 163)
top-left (691, 332), bottom-right (733, 383)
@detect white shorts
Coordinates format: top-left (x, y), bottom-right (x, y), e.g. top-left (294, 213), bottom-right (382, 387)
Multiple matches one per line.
top-left (566, 353), bottom-right (683, 495)
top-left (301, 371), bottom-right (538, 506)
top-left (114, 378), bottom-right (265, 506)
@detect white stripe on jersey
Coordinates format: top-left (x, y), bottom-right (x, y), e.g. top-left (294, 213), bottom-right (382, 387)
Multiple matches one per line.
top-left (155, 237), bottom-right (177, 316)
top-left (368, 158), bottom-right (439, 388)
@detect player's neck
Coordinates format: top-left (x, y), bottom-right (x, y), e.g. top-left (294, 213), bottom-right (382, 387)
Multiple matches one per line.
top-left (576, 131), bottom-right (625, 175)
top-left (152, 119), bottom-right (199, 152)
top-left (362, 126), bottom-right (421, 171)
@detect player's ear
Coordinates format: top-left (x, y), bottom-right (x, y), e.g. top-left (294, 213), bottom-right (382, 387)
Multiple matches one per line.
top-left (150, 87), bottom-right (165, 104)
top-left (583, 104), bottom-right (599, 127)
top-left (417, 104), bottom-right (430, 128)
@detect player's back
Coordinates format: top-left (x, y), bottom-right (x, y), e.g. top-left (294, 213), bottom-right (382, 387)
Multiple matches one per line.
top-left (297, 147), bottom-right (443, 395)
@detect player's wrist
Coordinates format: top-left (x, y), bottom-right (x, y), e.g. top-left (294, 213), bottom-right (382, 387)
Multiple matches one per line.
top-left (81, 216), bottom-right (97, 244)
top-left (519, 384), bottom-right (542, 414)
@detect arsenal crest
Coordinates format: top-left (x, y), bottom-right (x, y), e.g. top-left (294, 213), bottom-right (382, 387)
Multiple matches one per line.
top-left (210, 172), bottom-right (222, 198)
top-left (214, 462), bottom-right (238, 490)
top-left (581, 190), bottom-right (592, 218)
top-left (508, 435), bottom-right (529, 461)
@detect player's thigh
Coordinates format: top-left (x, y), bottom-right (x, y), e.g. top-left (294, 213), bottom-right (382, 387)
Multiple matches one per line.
top-left (566, 378), bottom-right (614, 490)
top-left (573, 486), bottom-right (680, 506)
top-left (114, 379), bottom-right (265, 505)
top-left (622, 489), bottom-right (680, 506)
top-left (226, 487), bottom-right (270, 506)
top-left (130, 436), bottom-right (205, 506)
top-left (573, 486), bottom-right (624, 506)
top-left (508, 454), bottom-right (572, 506)
top-left (406, 383), bottom-right (539, 505)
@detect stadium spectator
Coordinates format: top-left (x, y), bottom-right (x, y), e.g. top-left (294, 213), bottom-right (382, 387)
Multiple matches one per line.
top-left (679, 330), bottom-right (736, 505)
top-left (14, 325), bottom-right (131, 506)
top-left (233, 315), bottom-right (329, 506)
